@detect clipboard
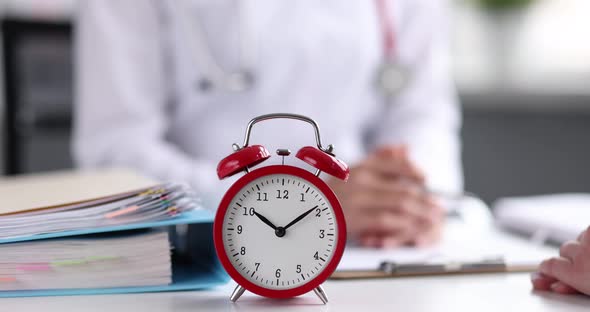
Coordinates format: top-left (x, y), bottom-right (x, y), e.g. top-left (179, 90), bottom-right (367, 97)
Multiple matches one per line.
top-left (330, 258), bottom-right (538, 280)
top-left (0, 210), bottom-right (230, 297)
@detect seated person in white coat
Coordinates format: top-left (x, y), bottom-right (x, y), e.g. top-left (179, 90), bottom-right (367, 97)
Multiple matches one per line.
top-left (74, 0), bottom-right (462, 248)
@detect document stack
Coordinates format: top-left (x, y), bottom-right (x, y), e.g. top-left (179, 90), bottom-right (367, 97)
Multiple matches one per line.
top-left (0, 170), bottom-right (228, 297)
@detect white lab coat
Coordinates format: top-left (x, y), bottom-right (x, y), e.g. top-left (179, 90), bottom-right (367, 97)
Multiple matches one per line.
top-left (74, 0), bottom-right (463, 207)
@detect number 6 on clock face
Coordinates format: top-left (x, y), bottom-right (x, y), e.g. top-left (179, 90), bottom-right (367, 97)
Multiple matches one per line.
top-left (214, 165), bottom-right (346, 299)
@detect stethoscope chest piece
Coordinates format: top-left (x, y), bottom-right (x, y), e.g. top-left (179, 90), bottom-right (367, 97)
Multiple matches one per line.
top-left (375, 61), bottom-right (408, 98)
top-left (197, 70), bottom-right (256, 93)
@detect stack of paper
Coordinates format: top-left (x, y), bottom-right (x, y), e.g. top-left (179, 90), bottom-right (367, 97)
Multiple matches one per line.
top-left (0, 169), bottom-right (207, 293)
top-left (0, 183), bottom-right (199, 240)
top-left (0, 168), bottom-right (159, 214)
top-left (0, 230), bottom-right (172, 290)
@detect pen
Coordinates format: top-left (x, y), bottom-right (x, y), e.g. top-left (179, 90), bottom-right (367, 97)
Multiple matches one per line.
top-left (395, 177), bottom-right (483, 218)
top-left (379, 258), bottom-right (507, 275)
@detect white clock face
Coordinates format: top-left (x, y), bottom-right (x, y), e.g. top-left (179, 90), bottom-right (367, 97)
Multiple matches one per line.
top-left (222, 173), bottom-right (338, 290)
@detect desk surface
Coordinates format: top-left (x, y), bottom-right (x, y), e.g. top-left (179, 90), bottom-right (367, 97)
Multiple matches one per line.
top-left (4, 275), bottom-right (589, 311)
top-left (2, 171), bottom-right (588, 310)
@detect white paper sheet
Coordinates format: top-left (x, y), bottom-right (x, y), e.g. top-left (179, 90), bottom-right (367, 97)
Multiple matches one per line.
top-left (338, 218), bottom-right (558, 271)
top-left (494, 193), bottom-right (590, 244)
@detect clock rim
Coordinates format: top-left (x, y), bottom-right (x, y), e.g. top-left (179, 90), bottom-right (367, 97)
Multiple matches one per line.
top-left (214, 164), bottom-right (347, 298)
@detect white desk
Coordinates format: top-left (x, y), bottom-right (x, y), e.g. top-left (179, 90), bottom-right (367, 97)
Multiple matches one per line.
top-left (2, 173), bottom-right (588, 310)
top-left (3, 275), bottom-right (589, 311)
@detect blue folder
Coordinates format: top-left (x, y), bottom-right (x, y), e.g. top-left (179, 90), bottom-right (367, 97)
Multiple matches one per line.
top-left (0, 210), bottom-right (230, 297)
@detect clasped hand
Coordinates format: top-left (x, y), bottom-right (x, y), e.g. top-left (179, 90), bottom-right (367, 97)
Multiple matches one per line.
top-left (327, 145), bottom-right (444, 248)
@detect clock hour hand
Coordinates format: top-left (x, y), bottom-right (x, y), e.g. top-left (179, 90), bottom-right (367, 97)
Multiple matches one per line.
top-left (253, 210), bottom-right (277, 230)
top-left (283, 205), bottom-right (318, 231)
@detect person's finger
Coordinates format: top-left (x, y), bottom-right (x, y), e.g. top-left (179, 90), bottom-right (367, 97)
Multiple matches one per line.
top-left (350, 191), bottom-right (438, 226)
top-left (356, 212), bottom-right (419, 243)
top-left (358, 231), bottom-right (411, 249)
top-left (355, 168), bottom-right (424, 193)
top-left (359, 235), bottom-right (379, 248)
top-left (550, 281), bottom-right (580, 295)
top-left (349, 158), bottom-right (433, 217)
top-left (559, 241), bottom-right (581, 261)
top-left (374, 145), bottom-right (412, 169)
top-left (578, 226), bottom-right (590, 245)
top-left (577, 230), bottom-right (585, 243)
top-left (412, 220), bottom-right (444, 247)
top-left (531, 272), bottom-right (557, 291)
top-left (363, 150), bottom-right (425, 182)
top-left (374, 145), bottom-right (406, 159)
top-left (358, 171), bottom-right (441, 219)
top-left (368, 213), bottom-right (413, 235)
top-left (345, 175), bottom-right (438, 216)
top-left (539, 257), bottom-right (574, 283)
top-left (369, 220), bottom-right (420, 249)
top-left (351, 168), bottom-right (424, 198)
top-left (349, 212), bottom-right (401, 234)
top-left (362, 158), bottom-right (423, 182)
top-left (345, 197), bottom-right (442, 249)
top-left (375, 233), bottom-right (408, 249)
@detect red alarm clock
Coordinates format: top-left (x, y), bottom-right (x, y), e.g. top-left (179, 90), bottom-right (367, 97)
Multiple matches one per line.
top-left (214, 113), bottom-right (349, 304)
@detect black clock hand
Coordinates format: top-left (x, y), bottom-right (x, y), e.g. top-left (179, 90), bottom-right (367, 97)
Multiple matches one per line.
top-left (253, 210), bottom-right (277, 230)
top-left (283, 205), bottom-right (318, 231)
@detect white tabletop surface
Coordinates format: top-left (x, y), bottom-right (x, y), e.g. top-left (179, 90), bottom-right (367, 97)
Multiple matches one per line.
top-left (3, 189), bottom-right (588, 310)
top-left (4, 275), bottom-right (590, 312)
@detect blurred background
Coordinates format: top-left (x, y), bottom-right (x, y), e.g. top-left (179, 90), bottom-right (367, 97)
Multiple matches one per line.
top-left (0, 0), bottom-right (589, 205)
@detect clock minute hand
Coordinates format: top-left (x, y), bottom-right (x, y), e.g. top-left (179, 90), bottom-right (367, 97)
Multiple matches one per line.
top-left (283, 205), bottom-right (318, 230)
top-left (253, 210), bottom-right (277, 230)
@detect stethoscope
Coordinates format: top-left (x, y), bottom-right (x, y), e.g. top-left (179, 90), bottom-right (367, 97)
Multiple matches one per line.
top-left (177, 0), bottom-right (409, 97)
top-left (175, 1), bottom-right (488, 219)
top-left (373, 0), bottom-right (409, 98)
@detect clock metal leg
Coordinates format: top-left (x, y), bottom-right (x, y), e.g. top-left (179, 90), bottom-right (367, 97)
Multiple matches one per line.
top-left (313, 285), bottom-right (329, 304)
top-left (229, 285), bottom-right (246, 302)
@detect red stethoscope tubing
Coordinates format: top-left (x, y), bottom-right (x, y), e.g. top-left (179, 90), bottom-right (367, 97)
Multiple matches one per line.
top-left (375, 0), bottom-right (396, 60)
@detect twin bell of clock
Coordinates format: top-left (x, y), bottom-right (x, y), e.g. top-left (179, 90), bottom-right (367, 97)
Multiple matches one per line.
top-left (213, 113), bottom-right (349, 304)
